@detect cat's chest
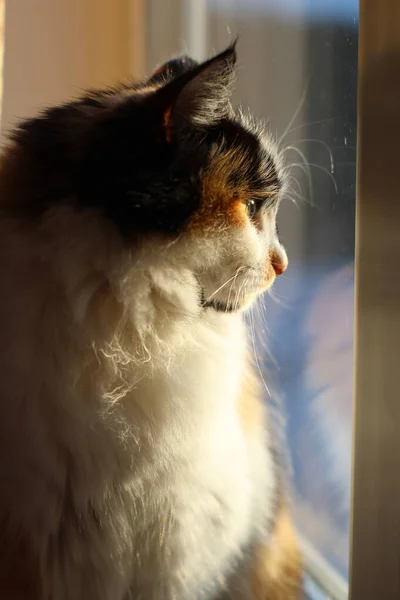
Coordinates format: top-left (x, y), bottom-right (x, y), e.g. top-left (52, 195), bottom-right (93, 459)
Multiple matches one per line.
top-left (127, 336), bottom-right (257, 516)
top-left (51, 316), bottom-right (275, 599)
top-left (108, 320), bottom-right (275, 598)
top-left (120, 394), bottom-right (268, 600)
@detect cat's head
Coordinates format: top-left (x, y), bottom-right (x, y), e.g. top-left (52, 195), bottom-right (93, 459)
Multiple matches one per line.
top-left (3, 44), bottom-right (287, 331)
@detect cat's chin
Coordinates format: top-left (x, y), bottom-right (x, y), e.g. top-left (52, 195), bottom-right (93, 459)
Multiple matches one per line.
top-left (202, 299), bottom-right (237, 313)
top-left (202, 296), bottom-right (257, 313)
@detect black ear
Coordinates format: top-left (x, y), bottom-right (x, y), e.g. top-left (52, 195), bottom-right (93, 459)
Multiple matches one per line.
top-left (148, 56), bottom-right (199, 85)
top-left (154, 43), bottom-right (237, 141)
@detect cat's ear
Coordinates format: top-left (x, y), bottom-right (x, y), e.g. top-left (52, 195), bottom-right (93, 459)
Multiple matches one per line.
top-left (148, 56), bottom-right (199, 85)
top-left (154, 43), bottom-right (237, 141)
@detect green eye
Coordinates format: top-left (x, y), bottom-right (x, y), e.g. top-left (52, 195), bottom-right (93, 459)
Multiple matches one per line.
top-left (246, 199), bottom-right (257, 218)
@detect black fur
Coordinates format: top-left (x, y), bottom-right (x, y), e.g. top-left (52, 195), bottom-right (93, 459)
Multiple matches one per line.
top-left (147, 56), bottom-right (199, 85)
top-left (203, 299), bottom-right (236, 313)
top-left (9, 45), bottom-right (280, 238)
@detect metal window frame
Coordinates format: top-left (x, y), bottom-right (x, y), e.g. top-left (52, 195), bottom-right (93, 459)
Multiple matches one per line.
top-left (350, 0), bottom-right (400, 598)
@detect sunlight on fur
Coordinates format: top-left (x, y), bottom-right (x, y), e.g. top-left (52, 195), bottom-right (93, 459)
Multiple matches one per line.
top-left (0, 44), bottom-right (301, 600)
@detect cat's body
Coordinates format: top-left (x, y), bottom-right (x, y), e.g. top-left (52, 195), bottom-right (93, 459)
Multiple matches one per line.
top-left (0, 46), bottom-right (301, 599)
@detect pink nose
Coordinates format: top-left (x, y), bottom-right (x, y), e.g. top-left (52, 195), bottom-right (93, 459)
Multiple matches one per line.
top-left (271, 250), bottom-right (288, 276)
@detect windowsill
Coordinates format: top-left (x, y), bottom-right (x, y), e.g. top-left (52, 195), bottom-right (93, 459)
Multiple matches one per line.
top-left (300, 536), bottom-right (349, 600)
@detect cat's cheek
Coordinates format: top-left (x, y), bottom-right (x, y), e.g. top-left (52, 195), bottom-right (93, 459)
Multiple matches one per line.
top-left (147, 266), bottom-right (201, 316)
top-left (185, 199), bottom-right (249, 235)
top-left (228, 200), bottom-right (249, 229)
top-left (263, 260), bottom-right (277, 290)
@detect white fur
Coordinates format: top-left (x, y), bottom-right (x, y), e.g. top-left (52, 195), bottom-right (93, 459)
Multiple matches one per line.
top-left (0, 195), bottom-right (284, 599)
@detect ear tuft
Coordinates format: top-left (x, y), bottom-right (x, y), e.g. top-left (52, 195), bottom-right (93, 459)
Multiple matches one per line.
top-left (155, 43), bottom-right (238, 141)
top-left (148, 56), bottom-right (199, 85)
top-left (173, 44), bottom-right (237, 127)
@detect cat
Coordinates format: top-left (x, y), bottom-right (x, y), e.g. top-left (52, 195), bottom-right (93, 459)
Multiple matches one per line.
top-left (0, 44), bottom-right (302, 599)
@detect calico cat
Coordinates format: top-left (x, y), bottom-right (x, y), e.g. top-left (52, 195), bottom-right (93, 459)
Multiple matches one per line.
top-left (0, 45), bottom-right (302, 599)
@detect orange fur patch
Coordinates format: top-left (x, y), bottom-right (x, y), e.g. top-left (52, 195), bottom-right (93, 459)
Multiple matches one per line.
top-left (251, 506), bottom-right (303, 600)
top-left (228, 199), bottom-right (249, 228)
top-left (185, 143), bottom-right (281, 234)
top-left (186, 148), bottom-right (254, 233)
top-left (237, 358), bottom-right (302, 599)
top-left (163, 106), bottom-right (173, 143)
top-left (237, 357), bottom-right (266, 437)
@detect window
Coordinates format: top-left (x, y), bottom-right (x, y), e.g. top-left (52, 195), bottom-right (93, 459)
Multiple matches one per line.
top-left (351, 1), bottom-right (400, 598)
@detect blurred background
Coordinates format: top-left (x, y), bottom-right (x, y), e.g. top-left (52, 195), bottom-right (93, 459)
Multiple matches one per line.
top-left (0, 1), bottom-right (358, 598)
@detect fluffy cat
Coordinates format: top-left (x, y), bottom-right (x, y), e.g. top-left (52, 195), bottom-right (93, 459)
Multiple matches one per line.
top-left (0, 45), bottom-right (301, 599)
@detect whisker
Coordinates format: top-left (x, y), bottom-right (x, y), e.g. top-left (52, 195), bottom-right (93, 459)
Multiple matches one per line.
top-left (285, 138), bottom-right (335, 174)
top-left (279, 75), bottom-right (312, 143)
top-left (161, 234), bottom-right (182, 249)
top-left (279, 116), bottom-right (340, 140)
top-left (227, 267), bottom-right (243, 310)
top-left (254, 299), bottom-right (280, 371)
top-left (285, 175), bottom-right (302, 197)
top-left (267, 288), bottom-right (291, 310)
top-left (205, 268), bottom-right (246, 303)
top-left (290, 161), bottom-right (339, 195)
top-left (282, 145), bottom-right (314, 206)
top-left (235, 275), bottom-right (248, 312)
top-left (283, 180), bottom-right (312, 207)
top-left (249, 307), bottom-right (271, 398)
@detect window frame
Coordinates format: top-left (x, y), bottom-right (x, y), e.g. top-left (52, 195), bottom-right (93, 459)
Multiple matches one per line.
top-left (350, 0), bottom-right (400, 598)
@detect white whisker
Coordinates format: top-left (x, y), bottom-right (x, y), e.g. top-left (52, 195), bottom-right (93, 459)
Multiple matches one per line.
top-left (290, 160), bottom-right (338, 195)
top-left (249, 307), bottom-right (271, 398)
top-left (286, 138), bottom-right (335, 174)
top-left (278, 75), bottom-right (311, 143)
top-left (205, 267), bottom-right (247, 303)
top-left (227, 267), bottom-right (243, 310)
top-left (279, 116), bottom-right (339, 140)
top-left (283, 145), bottom-right (314, 206)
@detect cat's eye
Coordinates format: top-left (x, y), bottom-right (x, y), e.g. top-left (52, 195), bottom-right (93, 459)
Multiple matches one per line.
top-left (246, 199), bottom-right (257, 219)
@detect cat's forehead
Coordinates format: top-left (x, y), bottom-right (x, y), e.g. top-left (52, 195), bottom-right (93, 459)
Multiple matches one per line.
top-left (185, 116), bottom-right (283, 233)
top-left (203, 116), bottom-right (283, 202)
